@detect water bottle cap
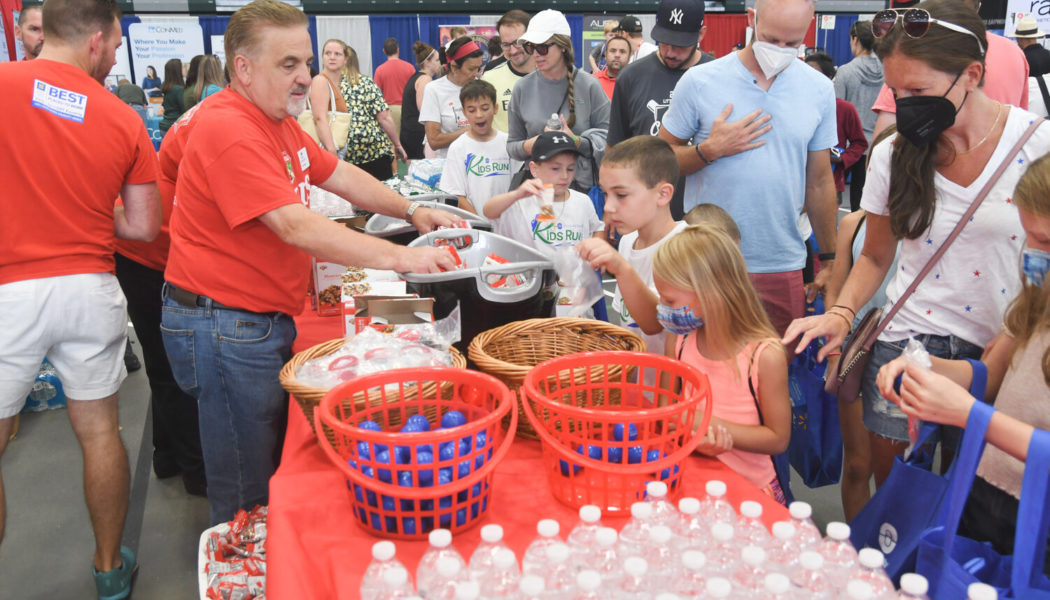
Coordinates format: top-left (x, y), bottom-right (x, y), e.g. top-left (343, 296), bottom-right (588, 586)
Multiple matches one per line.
top-left (741, 545), bottom-right (766, 566)
top-left (579, 504), bottom-right (601, 523)
top-left (826, 521), bottom-right (851, 541)
top-left (481, 524), bottom-right (504, 543)
top-left (550, 113), bottom-right (559, 119)
top-left (436, 556), bottom-right (461, 578)
top-left (429, 528), bottom-right (452, 547)
top-left (764, 573), bottom-right (790, 594)
top-left (545, 542), bottom-right (569, 562)
top-left (519, 574), bottom-right (545, 595)
top-left (711, 522), bottom-right (734, 542)
top-left (630, 502), bottom-right (653, 519)
top-left (454, 580), bottom-right (480, 600)
top-left (383, 566), bottom-right (408, 586)
top-left (646, 480), bottom-right (668, 498)
top-left (967, 582), bottom-right (998, 600)
top-left (576, 570), bottom-right (601, 591)
top-left (649, 524), bottom-right (673, 543)
top-left (682, 549), bottom-right (706, 570)
top-left (740, 500), bottom-right (762, 518)
top-left (846, 579), bottom-right (875, 599)
top-left (706, 577), bottom-right (732, 598)
top-left (624, 556), bottom-right (648, 576)
top-left (858, 548), bottom-right (885, 569)
top-left (537, 519), bottom-right (560, 537)
top-left (771, 521), bottom-right (796, 540)
top-left (799, 550), bottom-right (824, 570)
top-left (900, 573), bottom-right (929, 595)
top-left (372, 540), bottom-right (396, 561)
top-left (492, 548), bottom-right (516, 569)
top-left (678, 497), bottom-right (700, 515)
top-left (789, 501), bottom-right (813, 520)
top-left (595, 527), bottom-right (618, 547)
top-left (705, 480), bottom-right (727, 497)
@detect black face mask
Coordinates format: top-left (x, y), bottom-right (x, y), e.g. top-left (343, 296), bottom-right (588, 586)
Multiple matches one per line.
top-left (895, 71), bottom-right (967, 147)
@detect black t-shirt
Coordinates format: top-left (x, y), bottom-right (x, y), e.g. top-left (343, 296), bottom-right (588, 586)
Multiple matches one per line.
top-left (1025, 43), bottom-right (1050, 78)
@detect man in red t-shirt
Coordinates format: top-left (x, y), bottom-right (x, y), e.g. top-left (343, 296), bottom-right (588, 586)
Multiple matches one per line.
top-left (373, 37), bottom-right (417, 144)
top-left (161, 0), bottom-right (457, 526)
top-left (595, 35), bottom-right (632, 100)
top-left (14, 3), bottom-right (43, 61)
top-left (0, 0), bottom-right (160, 597)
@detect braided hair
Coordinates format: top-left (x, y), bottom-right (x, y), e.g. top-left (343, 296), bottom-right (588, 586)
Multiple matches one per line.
top-left (549, 34), bottom-right (577, 129)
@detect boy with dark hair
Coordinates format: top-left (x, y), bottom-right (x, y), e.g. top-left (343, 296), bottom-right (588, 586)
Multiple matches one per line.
top-left (577, 135), bottom-right (686, 354)
top-left (439, 80), bottom-right (512, 215)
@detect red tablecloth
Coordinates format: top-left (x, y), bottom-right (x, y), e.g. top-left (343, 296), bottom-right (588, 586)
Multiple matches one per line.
top-left (265, 306), bottom-right (790, 600)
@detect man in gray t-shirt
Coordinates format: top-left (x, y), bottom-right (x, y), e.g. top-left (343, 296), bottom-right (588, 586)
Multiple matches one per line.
top-left (607, 0), bottom-right (711, 219)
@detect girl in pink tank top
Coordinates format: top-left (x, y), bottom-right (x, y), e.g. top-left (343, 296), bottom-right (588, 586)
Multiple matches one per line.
top-left (652, 224), bottom-right (792, 504)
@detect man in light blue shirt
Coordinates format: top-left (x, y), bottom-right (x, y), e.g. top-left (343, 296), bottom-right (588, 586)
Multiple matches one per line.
top-left (658, 0), bottom-right (838, 334)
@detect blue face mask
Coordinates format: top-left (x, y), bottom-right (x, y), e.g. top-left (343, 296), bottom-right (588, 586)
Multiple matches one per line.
top-left (1023, 247), bottom-right (1050, 288)
top-left (657, 303), bottom-right (705, 335)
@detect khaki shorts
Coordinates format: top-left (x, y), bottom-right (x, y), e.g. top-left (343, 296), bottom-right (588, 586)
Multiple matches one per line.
top-left (389, 104), bottom-right (403, 140)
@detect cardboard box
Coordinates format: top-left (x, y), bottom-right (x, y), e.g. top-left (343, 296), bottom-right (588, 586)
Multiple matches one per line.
top-left (353, 296), bottom-right (434, 335)
top-left (341, 294), bottom-right (420, 337)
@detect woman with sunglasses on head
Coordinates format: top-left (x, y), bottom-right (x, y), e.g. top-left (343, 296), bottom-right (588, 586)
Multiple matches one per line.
top-left (507, 9), bottom-right (610, 193)
top-left (418, 37), bottom-right (484, 158)
top-left (784, 0), bottom-right (1050, 489)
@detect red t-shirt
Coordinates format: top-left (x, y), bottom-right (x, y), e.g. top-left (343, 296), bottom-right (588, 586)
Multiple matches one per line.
top-left (373, 57), bottom-right (417, 106)
top-left (595, 69), bottom-right (616, 100)
top-left (0, 59), bottom-right (158, 285)
top-left (164, 88), bottom-right (339, 315)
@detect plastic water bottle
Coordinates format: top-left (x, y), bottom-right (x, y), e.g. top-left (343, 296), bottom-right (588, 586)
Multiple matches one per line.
top-left (705, 522), bottom-right (739, 576)
top-left (789, 501), bottom-right (822, 550)
top-left (543, 543), bottom-right (576, 599)
top-left (618, 502), bottom-right (654, 559)
top-left (898, 573), bottom-right (931, 599)
top-left (522, 519), bottom-right (562, 577)
top-left (362, 541), bottom-right (409, 600)
top-left (675, 497), bottom-right (707, 552)
top-left (616, 556), bottom-right (649, 599)
top-left (765, 521), bottom-right (800, 574)
top-left (967, 582), bottom-right (998, 600)
top-left (377, 566), bottom-right (415, 600)
top-left (545, 113), bottom-right (562, 132)
top-left (671, 550), bottom-right (706, 597)
top-left (705, 577), bottom-right (734, 599)
top-left (469, 524), bottom-right (510, 581)
top-left (644, 525), bottom-right (676, 581)
top-left (763, 572), bottom-right (794, 600)
top-left (454, 580), bottom-right (480, 600)
top-left (820, 521), bottom-right (858, 587)
top-left (850, 548), bottom-right (896, 599)
top-left (479, 548), bottom-right (520, 599)
top-left (736, 501), bottom-right (771, 546)
top-left (699, 480), bottom-right (736, 524)
top-left (417, 529), bottom-right (466, 598)
top-left (645, 481), bottom-right (679, 526)
top-left (847, 579), bottom-right (876, 600)
top-left (731, 545), bottom-right (768, 595)
top-left (567, 505), bottom-right (602, 569)
top-left (427, 557), bottom-right (466, 600)
top-left (516, 574), bottom-right (545, 600)
top-left (572, 570), bottom-right (602, 600)
top-left (590, 526), bottom-right (623, 588)
top-left (792, 550), bottom-right (834, 599)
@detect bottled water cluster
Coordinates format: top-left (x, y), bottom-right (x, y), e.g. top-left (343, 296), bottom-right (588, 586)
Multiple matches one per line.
top-left (359, 480), bottom-right (961, 600)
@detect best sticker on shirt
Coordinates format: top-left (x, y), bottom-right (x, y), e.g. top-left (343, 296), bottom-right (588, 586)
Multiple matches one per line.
top-left (32, 80), bottom-right (88, 123)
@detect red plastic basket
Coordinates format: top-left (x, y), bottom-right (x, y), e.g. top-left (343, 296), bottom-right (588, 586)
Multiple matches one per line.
top-left (522, 351), bottom-right (711, 513)
top-left (315, 367), bottom-right (517, 539)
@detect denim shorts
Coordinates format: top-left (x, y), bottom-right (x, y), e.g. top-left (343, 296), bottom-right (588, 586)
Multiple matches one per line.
top-left (860, 334), bottom-right (982, 442)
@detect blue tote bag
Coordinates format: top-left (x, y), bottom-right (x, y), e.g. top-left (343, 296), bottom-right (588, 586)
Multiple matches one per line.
top-left (1008, 428), bottom-right (1050, 598)
top-left (787, 340), bottom-right (843, 487)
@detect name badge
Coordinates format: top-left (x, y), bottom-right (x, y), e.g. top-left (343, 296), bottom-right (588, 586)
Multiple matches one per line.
top-left (31, 80), bottom-right (88, 123)
top-left (297, 147), bottom-right (310, 171)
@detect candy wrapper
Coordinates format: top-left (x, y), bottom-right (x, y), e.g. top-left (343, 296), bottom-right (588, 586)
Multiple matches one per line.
top-left (483, 253), bottom-right (525, 289)
top-left (203, 506), bottom-right (268, 600)
top-left (551, 246), bottom-right (603, 318)
top-left (901, 336), bottom-right (933, 460)
top-left (434, 220), bottom-right (473, 249)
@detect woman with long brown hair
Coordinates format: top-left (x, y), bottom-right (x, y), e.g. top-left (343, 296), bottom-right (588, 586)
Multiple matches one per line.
top-left (400, 41), bottom-right (442, 161)
top-left (418, 36), bottom-right (484, 158)
top-left (340, 44), bottom-right (406, 180)
top-left (309, 39), bottom-right (351, 156)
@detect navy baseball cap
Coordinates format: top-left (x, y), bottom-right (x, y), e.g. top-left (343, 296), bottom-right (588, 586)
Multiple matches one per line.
top-left (651, 0), bottom-right (705, 47)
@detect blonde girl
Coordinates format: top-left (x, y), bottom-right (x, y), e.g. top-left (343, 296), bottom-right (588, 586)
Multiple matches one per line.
top-left (653, 224), bottom-right (791, 502)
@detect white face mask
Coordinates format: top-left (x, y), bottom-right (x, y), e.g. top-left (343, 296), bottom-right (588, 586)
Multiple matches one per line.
top-left (752, 40), bottom-right (799, 79)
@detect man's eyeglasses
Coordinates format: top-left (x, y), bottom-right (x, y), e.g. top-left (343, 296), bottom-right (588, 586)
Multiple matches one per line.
top-left (871, 8), bottom-right (986, 56)
top-left (500, 41), bottom-right (518, 50)
top-left (521, 42), bottom-right (554, 56)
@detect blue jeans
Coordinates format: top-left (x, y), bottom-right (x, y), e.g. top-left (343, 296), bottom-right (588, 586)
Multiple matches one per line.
top-left (160, 290), bottom-right (297, 525)
top-left (861, 334), bottom-right (982, 443)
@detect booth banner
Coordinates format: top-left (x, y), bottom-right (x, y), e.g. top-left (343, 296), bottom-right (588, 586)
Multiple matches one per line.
top-left (105, 37), bottom-right (133, 87)
top-left (439, 24), bottom-right (496, 64)
top-left (127, 21), bottom-right (205, 85)
top-left (211, 34), bottom-right (226, 67)
top-left (1005, 0), bottom-right (1050, 37)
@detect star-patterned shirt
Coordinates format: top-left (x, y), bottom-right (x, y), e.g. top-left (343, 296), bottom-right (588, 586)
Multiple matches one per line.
top-left (861, 107), bottom-right (1050, 346)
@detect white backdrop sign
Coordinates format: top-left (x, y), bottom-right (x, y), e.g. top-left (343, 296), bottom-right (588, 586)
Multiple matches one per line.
top-left (211, 35), bottom-right (226, 68)
top-left (1005, 0), bottom-right (1050, 37)
top-left (128, 22), bottom-right (205, 85)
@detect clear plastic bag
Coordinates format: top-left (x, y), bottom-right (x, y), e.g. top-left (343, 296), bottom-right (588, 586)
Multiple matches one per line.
top-left (901, 336), bottom-right (932, 458)
top-left (552, 246), bottom-right (603, 318)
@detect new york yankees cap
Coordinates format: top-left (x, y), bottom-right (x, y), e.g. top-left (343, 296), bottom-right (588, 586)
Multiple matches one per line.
top-left (651, 0), bottom-right (705, 47)
top-left (531, 130), bottom-right (582, 162)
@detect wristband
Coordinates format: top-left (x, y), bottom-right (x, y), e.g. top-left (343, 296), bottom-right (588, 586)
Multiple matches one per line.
top-left (695, 142), bottom-right (715, 165)
top-left (573, 135), bottom-right (580, 146)
top-left (831, 304), bottom-right (857, 319)
top-left (818, 252), bottom-right (836, 261)
top-left (827, 310), bottom-right (852, 332)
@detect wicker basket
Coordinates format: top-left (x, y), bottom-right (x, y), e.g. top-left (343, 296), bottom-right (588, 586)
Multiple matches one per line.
top-left (279, 338), bottom-right (466, 442)
top-left (468, 318), bottom-right (646, 439)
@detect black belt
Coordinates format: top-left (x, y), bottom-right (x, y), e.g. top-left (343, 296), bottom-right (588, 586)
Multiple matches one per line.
top-left (164, 283), bottom-right (241, 312)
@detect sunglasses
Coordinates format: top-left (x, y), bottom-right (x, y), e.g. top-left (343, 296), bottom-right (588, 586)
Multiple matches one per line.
top-left (521, 42), bottom-right (555, 56)
top-left (871, 8), bottom-right (985, 56)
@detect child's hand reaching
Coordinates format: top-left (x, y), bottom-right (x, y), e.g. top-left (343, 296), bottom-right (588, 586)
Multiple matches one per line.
top-left (515, 178), bottom-right (545, 200)
top-left (696, 424), bottom-right (733, 457)
top-left (576, 238), bottom-right (626, 276)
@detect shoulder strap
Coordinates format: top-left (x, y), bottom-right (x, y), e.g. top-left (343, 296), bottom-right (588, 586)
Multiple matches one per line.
top-left (862, 119), bottom-right (1043, 350)
top-left (746, 341), bottom-right (773, 425)
top-left (1037, 76), bottom-right (1050, 121)
top-left (848, 213), bottom-right (866, 270)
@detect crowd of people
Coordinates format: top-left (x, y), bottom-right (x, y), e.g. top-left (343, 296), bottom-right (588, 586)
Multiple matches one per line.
top-left (4, 0), bottom-right (1050, 597)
